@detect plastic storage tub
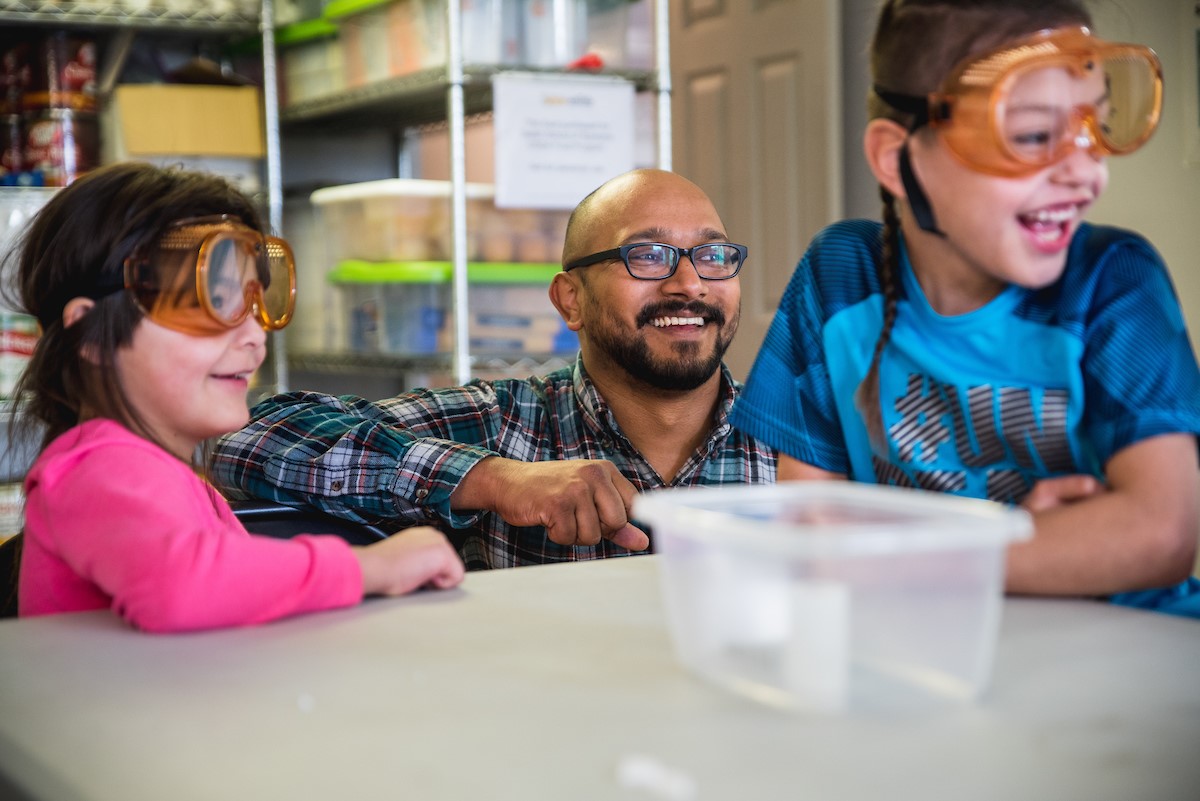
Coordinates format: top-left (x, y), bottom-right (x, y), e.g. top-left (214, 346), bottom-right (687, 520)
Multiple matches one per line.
top-left (310, 179), bottom-right (570, 265)
top-left (329, 259), bottom-right (451, 354)
top-left (329, 260), bottom-right (578, 356)
top-left (326, 0), bottom-right (517, 81)
top-left (311, 179), bottom-right (492, 263)
top-left (457, 262), bottom-right (578, 354)
top-left (633, 482), bottom-right (1032, 714)
top-left (278, 18), bottom-right (344, 106)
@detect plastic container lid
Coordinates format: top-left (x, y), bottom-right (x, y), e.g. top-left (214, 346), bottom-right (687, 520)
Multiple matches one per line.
top-left (276, 18), bottom-right (340, 47)
top-left (310, 179), bottom-right (496, 206)
top-left (328, 260), bottom-right (561, 284)
top-left (468, 262), bottom-right (561, 284)
top-left (323, 0), bottom-right (394, 21)
top-left (328, 260), bottom-right (452, 284)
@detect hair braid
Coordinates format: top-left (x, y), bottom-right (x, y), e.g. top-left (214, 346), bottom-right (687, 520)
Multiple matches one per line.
top-left (855, 186), bottom-right (903, 450)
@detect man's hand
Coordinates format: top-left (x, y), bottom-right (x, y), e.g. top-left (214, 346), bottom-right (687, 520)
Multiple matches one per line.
top-left (453, 457), bottom-right (651, 551)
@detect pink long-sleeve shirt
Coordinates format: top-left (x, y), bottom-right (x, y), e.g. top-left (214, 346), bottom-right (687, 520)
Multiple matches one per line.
top-left (19, 419), bottom-right (363, 632)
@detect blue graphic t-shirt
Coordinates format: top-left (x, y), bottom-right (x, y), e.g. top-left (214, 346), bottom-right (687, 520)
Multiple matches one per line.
top-left (731, 219), bottom-right (1200, 616)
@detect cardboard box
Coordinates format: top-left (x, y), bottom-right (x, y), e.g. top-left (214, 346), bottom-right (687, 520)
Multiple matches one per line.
top-left (107, 85), bottom-right (264, 158)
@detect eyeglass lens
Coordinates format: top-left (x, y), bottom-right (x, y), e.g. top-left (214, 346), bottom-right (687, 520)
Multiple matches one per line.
top-left (626, 243), bottom-right (743, 279)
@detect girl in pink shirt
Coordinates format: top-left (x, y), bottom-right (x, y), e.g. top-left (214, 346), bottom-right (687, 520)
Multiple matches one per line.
top-left (7, 162), bottom-right (464, 632)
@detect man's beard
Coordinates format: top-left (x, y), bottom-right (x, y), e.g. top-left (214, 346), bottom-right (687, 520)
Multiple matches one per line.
top-left (589, 301), bottom-right (738, 391)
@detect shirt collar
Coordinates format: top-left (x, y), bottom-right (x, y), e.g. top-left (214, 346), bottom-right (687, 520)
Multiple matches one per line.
top-left (571, 353), bottom-right (740, 447)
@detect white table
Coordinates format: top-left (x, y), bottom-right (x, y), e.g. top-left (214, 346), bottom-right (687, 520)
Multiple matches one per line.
top-left (0, 556), bottom-right (1197, 801)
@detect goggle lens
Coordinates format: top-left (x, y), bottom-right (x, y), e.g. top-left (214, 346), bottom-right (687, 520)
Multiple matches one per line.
top-left (261, 239), bottom-right (295, 328)
top-left (999, 52), bottom-right (1159, 167)
top-left (1096, 53), bottom-right (1160, 150)
top-left (923, 28), bottom-right (1163, 176)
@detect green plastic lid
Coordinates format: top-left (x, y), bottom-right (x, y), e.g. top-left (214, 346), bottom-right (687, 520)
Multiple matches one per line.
top-left (467, 263), bottom-right (561, 284)
top-left (276, 18), bottom-right (339, 47)
top-left (328, 260), bottom-right (452, 284)
top-left (329, 261), bottom-right (561, 285)
top-left (324, 0), bottom-right (393, 21)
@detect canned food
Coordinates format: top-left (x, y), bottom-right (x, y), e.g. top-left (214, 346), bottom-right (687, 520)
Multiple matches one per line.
top-left (0, 42), bottom-right (32, 115)
top-left (23, 108), bottom-right (98, 187)
top-left (0, 310), bottom-right (37, 399)
top-left (23, 32), bottom-right (96, 112)
top-left (0, 114), bottom-right (22, 176)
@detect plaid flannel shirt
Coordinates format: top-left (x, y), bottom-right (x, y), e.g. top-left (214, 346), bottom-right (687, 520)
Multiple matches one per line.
top-left (211, 355), bottom-right (777, 569)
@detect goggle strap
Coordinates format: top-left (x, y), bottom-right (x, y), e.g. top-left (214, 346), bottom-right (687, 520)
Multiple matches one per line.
top-left (898, 141), bottom-right (944, 238)
top-left (874, 85), bottom-right (932, 131)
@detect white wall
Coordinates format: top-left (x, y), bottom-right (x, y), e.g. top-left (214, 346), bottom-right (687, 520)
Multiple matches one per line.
top-left (1087, 0), bottom-right (1200, 349)
top-left (841, 0), bottom-right (1200, 347)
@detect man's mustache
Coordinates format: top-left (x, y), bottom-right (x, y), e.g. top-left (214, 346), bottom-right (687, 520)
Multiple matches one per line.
top-left (636, 301), bottom-right (726, 328)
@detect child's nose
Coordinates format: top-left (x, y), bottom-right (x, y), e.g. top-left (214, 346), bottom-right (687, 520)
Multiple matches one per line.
top-left (1050, 144), bottom-right (1104, 186)
top-left (238, 312), bottom-right (268, 347)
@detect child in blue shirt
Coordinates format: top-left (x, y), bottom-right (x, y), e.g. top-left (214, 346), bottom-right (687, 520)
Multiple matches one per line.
top-left (731, 0), bottom-right (1200, 617)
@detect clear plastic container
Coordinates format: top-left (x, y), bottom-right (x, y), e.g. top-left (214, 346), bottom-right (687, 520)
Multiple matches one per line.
top-left (519, 0), bottom-right (587, 66)
top-left (329, 259), bottom-right (578, 356)
top-left (634, 483), bottom-right (1033, 714)
top-left (327, 0), bottom-right (516, 77)
top-left (311, 178), bottom-right (490, 263)
top-left (278, 19), bottom-right (344, 105)
top-left (324, 0), bottom-right (393, 87)
top-left (329, 259), bottom-right (451, 354)
top-left (310, 178), bottom-right (569, 265)
top-left (459, 262), bottom-right (578, 354)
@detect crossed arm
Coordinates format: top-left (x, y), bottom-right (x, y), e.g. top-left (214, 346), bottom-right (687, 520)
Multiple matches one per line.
top-left (777, 433), bottom-right (1199, 597)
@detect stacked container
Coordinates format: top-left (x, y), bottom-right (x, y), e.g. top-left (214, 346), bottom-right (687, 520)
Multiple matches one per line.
top-left (20, 32), bottom-right (100, 188)
top-left (277, 18), bottom-right (345, 105)
top-left (311, 179), bottom-right (575, 358)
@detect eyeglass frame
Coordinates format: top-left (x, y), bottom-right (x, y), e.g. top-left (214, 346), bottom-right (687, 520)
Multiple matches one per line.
top-left (563, 241), bottom-right (748, 280)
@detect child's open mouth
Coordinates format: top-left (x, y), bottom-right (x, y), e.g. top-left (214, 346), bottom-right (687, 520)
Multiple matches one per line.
top-left (1018, 204), bottom-right (1078, 250)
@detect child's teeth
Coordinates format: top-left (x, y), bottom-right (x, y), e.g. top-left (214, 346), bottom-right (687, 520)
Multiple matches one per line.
top-left (1031, 207), bottom-right (1074, 224)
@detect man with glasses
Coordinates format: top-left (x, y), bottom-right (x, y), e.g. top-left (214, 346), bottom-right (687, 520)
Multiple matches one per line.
top-left (210, 169), bottom-right (776, 569)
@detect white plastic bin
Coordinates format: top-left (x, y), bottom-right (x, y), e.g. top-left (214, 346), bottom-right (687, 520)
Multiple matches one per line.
top-left (634, 482), bottom-right (1032, 714)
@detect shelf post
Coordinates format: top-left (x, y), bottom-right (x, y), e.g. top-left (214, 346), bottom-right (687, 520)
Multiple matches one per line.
top-left (655, 0), bottom-right (672, 170)
top-left (446, 0), bottom-right (471, 386)
top-left (260, 0), bottom-right (288, 393)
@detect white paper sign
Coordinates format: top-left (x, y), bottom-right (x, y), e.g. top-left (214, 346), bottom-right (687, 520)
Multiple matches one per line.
top-left (493, 72), bottom-right (635, 209)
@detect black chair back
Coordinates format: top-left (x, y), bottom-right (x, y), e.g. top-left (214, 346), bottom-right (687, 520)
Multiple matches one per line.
top-left (231, 500), bottom-right (390, 546)
top-left (0, 532), bottom-right (21, 619)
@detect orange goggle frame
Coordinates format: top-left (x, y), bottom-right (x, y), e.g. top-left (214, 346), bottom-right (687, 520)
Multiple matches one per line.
top-left (879, 27), bottom-right (1162, 177)
top-left (124, 215), bottom-right (296, 335)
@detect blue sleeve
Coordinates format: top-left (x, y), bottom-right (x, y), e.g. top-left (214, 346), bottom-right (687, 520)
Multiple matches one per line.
top-left (730, 236), bottom-right (852, 473)
top-left (1078, 232), bottom-right (1200, 463)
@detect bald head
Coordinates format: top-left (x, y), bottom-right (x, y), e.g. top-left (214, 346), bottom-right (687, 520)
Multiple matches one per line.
top-left (561, 169), bottom-right (725, 268)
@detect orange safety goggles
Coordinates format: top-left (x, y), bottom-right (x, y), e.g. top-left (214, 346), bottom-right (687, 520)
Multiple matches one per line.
top-left (876, 26), bottom-right (1163, 177)
top-left (120, 215), bottom-right (296, 335)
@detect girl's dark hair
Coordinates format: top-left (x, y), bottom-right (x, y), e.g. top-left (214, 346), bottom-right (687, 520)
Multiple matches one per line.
top-left (1, 161), bottom-right (263, 458)
top-left (855, 0), bottom-right (1093, 447)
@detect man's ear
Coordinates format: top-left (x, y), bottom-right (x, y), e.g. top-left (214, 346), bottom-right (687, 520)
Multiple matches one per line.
top-left (863, 118), bottom-right (908, 199)
top-left (548, 272), bottom-right (583, 332)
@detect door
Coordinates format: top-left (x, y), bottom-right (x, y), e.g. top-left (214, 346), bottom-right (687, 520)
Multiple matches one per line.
top-left (670, 0), bottom-right (841, 380)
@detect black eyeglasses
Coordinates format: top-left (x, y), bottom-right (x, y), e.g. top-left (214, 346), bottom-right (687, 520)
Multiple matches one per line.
top-left (564, 242), bottom-right (748, 280)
